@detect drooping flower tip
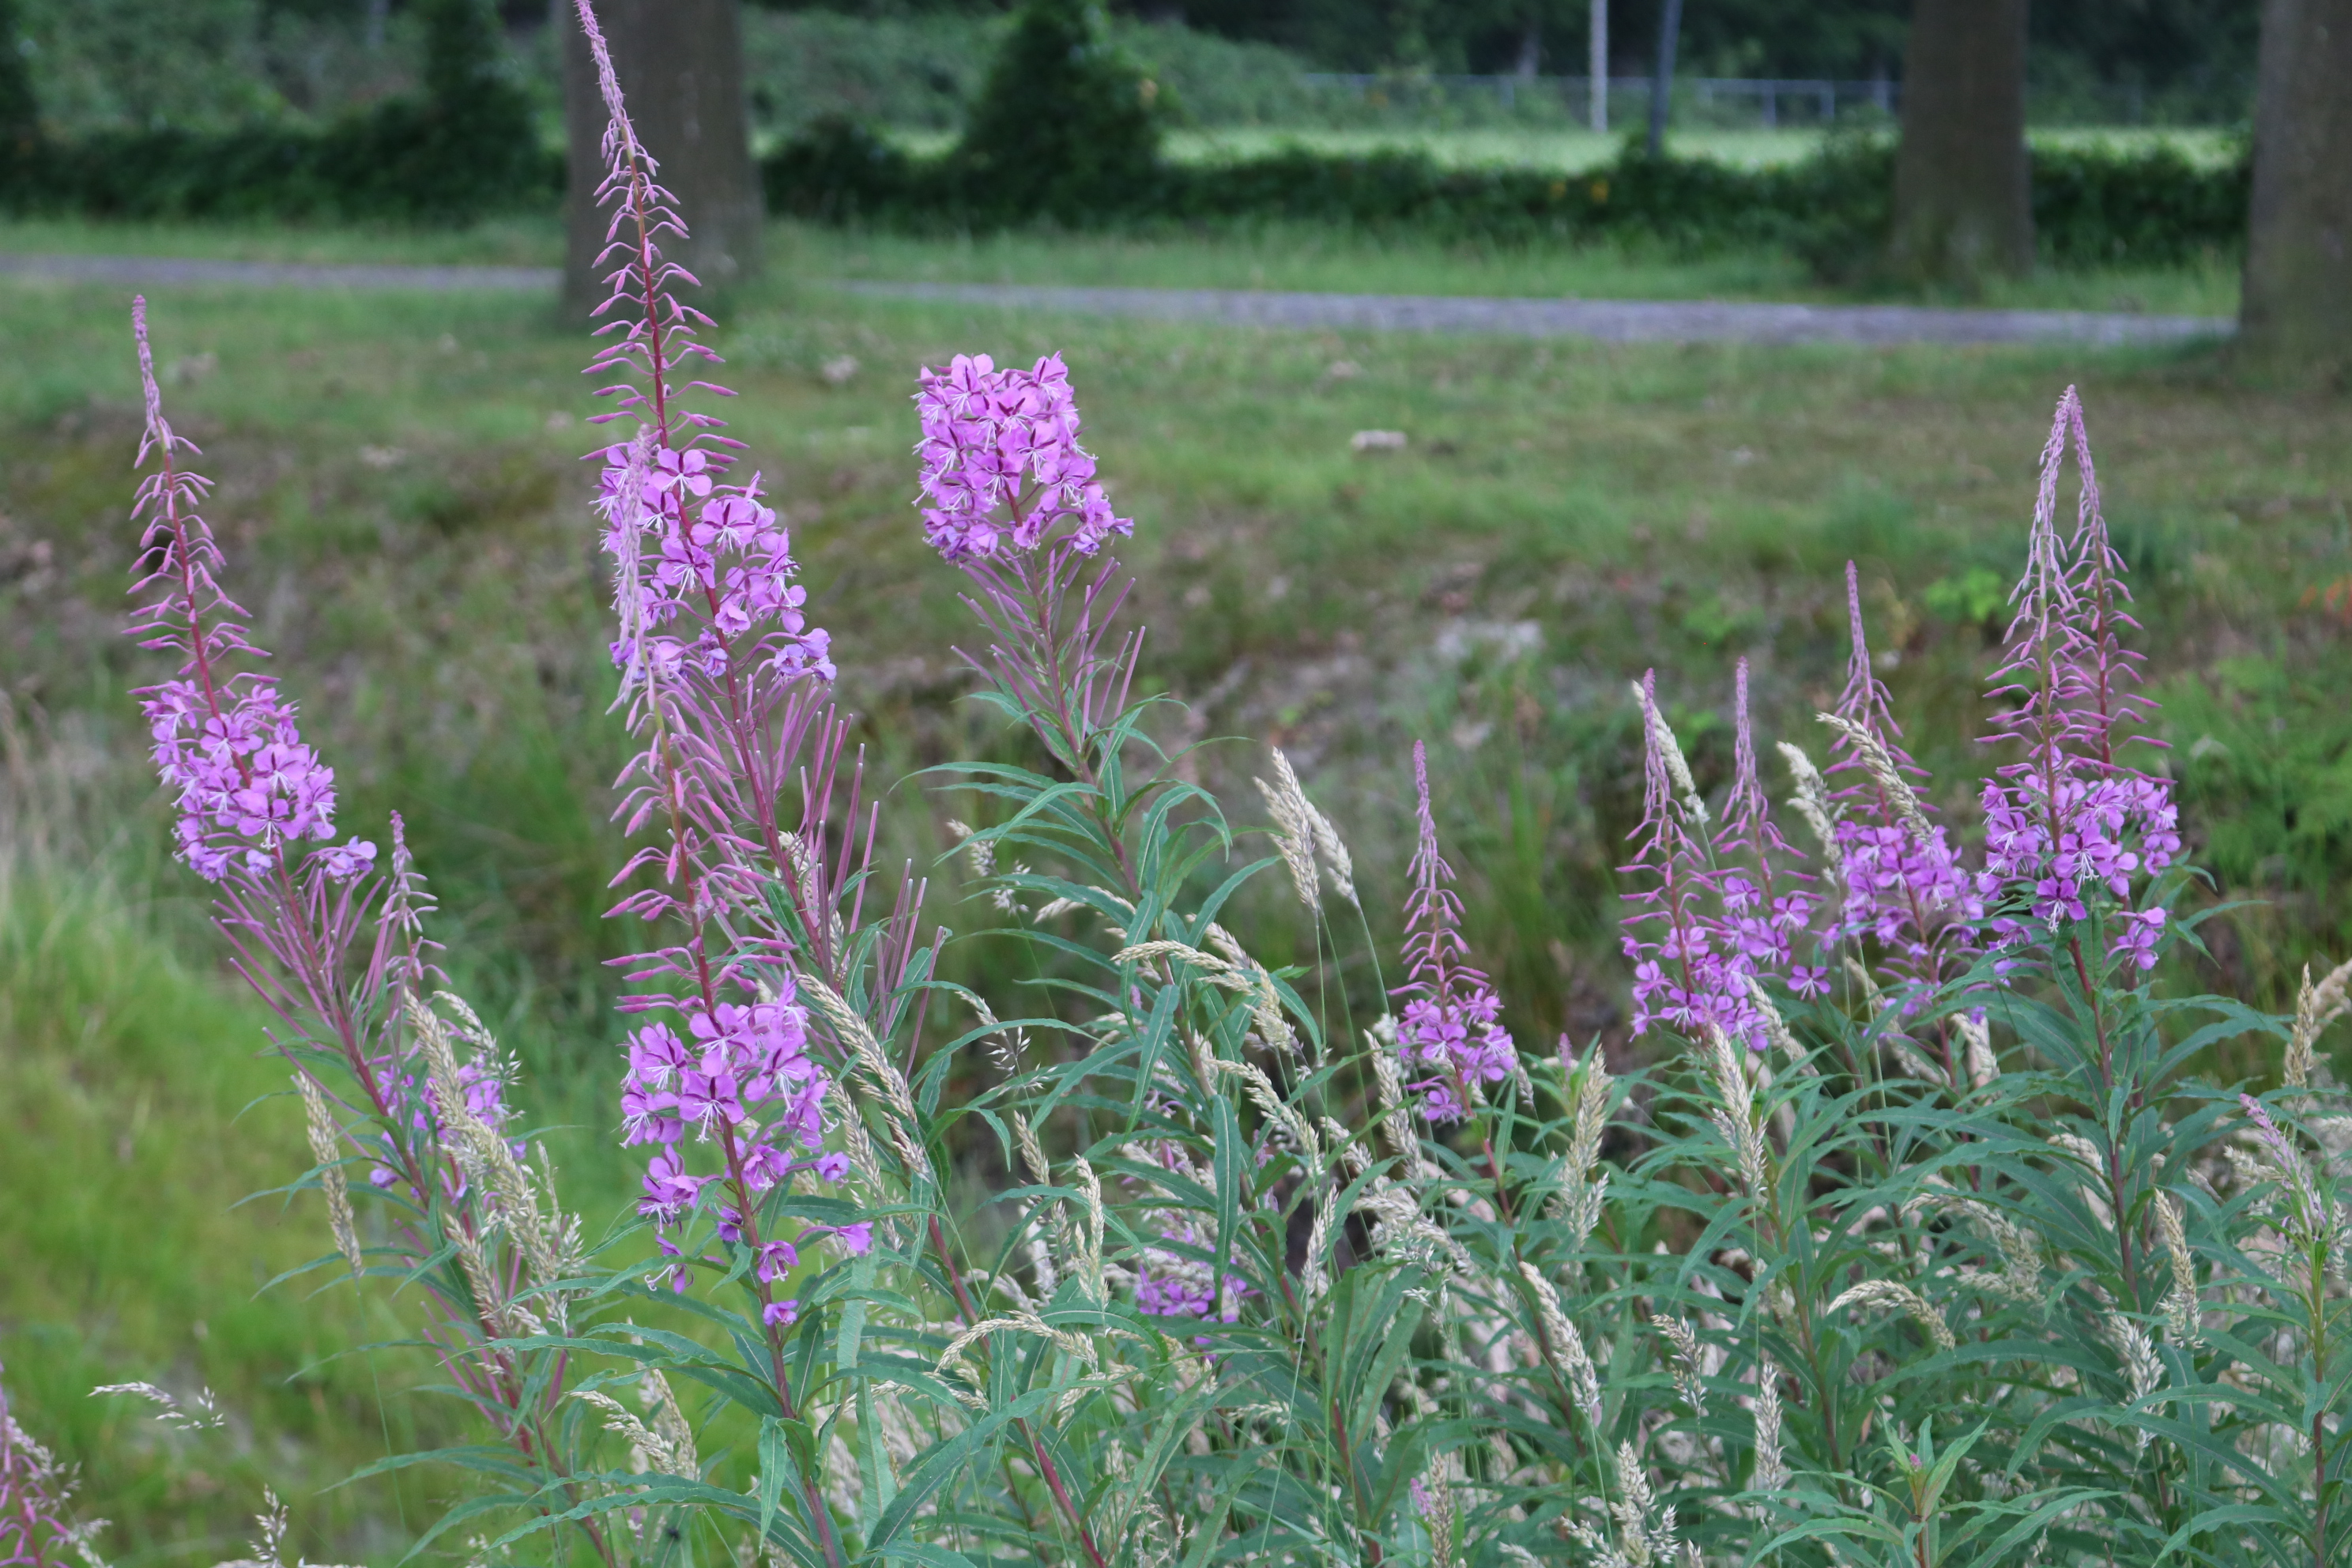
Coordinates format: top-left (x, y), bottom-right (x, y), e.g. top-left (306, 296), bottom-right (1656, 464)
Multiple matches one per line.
top-left (913, 352), bottom-right (1133, 563)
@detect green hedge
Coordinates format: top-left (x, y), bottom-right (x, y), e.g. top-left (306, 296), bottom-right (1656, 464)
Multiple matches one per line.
top-left (0, 108), bottom-right (558, 224)
top-left (764, 123), bottom-right (2249, 272)
top-left (0, 112), bottom-right (2246, 271)
top-left (0, 0), bottom-right (550, 224)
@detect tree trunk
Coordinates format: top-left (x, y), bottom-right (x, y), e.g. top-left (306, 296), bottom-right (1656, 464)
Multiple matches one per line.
top-left (1889, 0), bottom-right (2032, 288)
top-left (2239, 0), bottom-right (2352, 380)
top-left (561, 0), bottom-right (763, 320)
top-left (1645, 0), bottom-right (1680, 157)
top-left (1588, 0), bottom-right (1607, 133)
top-left (1515, 12), bottom-right (1540, 78)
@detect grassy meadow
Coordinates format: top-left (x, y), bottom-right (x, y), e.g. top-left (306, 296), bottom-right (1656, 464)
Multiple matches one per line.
top-left (2, 214), bottom-right (2347, 1561)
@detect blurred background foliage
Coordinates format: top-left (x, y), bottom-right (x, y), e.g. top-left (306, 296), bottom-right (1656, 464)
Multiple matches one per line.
top-left (0, 0), bottom-right (2261, 140)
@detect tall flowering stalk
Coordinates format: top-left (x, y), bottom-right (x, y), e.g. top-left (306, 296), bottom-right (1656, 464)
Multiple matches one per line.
top-left (123, 299), bottom-right (612, 1562)
top-left (1621, 670), bottom-right (1802, 1050)
top-left (1717, 658), bottom-right (1819, 996)
top-left (1395, 741), bottom-right (1513, 1122)
top-left (1820, 561), bottom-right (1979, 994)
top-left (1979, 388), bottom-right (2180, 973)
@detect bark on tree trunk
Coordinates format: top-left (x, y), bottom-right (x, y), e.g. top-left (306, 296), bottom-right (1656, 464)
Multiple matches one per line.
top-left (1889, 0), bottom-right (2032, 289)
top-left (1588, 0), bottom-right (1607, 133)
top-left (561, 0), bottom-right (763, 320)
top-left (2239, 0), bottom-right (2352, 380)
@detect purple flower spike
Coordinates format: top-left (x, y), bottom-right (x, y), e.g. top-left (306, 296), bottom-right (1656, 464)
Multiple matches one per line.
top-left (1395, 741), bottom-right (1514, 1121)
top-left (1619, 673), bottom-right (1785, 1049)
top-left (913, 352), bottom-right (1133, 563)
top-left (1715, 658), bottom-right (1813, 977)
top-left (1823, 564), bottom-right (1978, 983)
top-left (1977, 390), bottom-right (2178, 950)
top-left (128, 297), bottom-right (352, 883)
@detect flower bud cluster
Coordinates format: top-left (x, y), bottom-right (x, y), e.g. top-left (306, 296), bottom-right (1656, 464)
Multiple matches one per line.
top-left (914, 352), bottom-right (1132, 562)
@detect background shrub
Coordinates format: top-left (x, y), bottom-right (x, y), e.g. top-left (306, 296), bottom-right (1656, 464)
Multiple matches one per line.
top-left (948, 0), bottom-right (1164, 227)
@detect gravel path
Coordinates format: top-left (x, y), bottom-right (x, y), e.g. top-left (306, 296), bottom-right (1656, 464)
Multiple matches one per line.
top-left (836, 280), bottom-right (2233, 348)
top-left (0, 252), bottom-right (2231, 347)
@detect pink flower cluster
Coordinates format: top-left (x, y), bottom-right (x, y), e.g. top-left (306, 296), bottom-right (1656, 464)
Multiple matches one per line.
top-left (1399, 990), bottom-right (1514, 1123)
top-left (1821, 565), bottom-right (1979, 983)
top-left (601, 447), bottom-right (835, 686)
top-left (1977, 388), bottom-right (2179, 971)
top-left (143, 677), bottom-right (352, 880)
top-left (1831, 818), bottom-right (1980, 952)
top-left (913, 352), bottom-right (1132, 563)
top-left (369, 1053), bottom-right (518, 1197)
top-left (126, 298), bottom-right (371, 887)
top-left (1981, 773), bottom-right (2180, 937)
top-left (1622, 672), bottom-right (1802, 1051)
top-left (619, 981), bottom-right (847, 1244)
top-left (1396, 741), bottom-right (1517, 1120)
top-left (1133, 1217), bottom-right (1250, 1323)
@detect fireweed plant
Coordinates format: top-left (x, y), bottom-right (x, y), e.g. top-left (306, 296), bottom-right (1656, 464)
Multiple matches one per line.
top-left (100, 9), bottom-right (2352, 1568)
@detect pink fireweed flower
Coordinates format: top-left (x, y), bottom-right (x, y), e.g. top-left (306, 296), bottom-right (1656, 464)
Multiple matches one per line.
top-left (1715, 658), bottom-right (1813, 974)
top-left (600, 447), bottom-right (835, 688)
top-left (1619, 673), bottom-right (1777, 1050)
top-left (912, 352), bottom-right (1133, 562)
top-left (1824, 563), bottom-right (1979, 977)
top-left (1977, 391), bottom-right (2178, 951)
top-left (126, 297), bottom-right (360, 884)
top-left (1133, 1218), bottom-right (1250, 1321)
top-left (368, 1050), bottom-right (525, 1200)
top-left (2111, 907), bottom-right (2165, 971)
top-left (1395, 741), bottom-right (1515, 1119)
top-left (616, 974), bottom-right (841, 1234)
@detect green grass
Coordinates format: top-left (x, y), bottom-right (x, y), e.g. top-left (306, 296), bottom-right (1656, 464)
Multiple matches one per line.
top-left (0, 805), bottom-right (420, 1566)
top-left (0, 213), bottom-right (2242, 316)
top-left (788, 222), bottom-right (2245, 315)
top-left (1, 218), bottom-right (2345, 1558)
